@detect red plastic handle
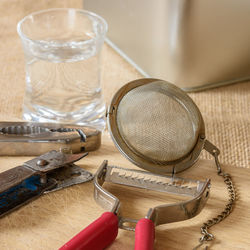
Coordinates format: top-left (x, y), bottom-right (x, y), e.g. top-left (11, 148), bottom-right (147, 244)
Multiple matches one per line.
top-left (59, 212), bottom-right (118, 250)
top-left (134, 218), bottom-right (155, 250)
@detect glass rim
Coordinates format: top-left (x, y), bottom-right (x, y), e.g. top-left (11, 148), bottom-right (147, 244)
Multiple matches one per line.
top-left (17, 8), bottom-right (108, 47)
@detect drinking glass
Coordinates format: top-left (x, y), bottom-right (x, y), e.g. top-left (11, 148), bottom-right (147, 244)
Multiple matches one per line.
top-left (17, 8), bottom-right (108, 130)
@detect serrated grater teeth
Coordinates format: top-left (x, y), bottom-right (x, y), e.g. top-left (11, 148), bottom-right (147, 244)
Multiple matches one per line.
top-left (105, 166), bottom-right (205, 197)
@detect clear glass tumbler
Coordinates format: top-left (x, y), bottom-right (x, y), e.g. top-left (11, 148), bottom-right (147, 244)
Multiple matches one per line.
top-left (17, 8), bottom-right (108, 131)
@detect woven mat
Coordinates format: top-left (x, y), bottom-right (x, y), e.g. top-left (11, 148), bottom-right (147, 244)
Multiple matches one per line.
top-left (0, 0), bottom-right (249, 168)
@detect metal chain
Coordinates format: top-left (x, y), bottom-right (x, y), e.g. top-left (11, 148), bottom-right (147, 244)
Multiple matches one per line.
top-left (193, 150), bottom-right (236, 250)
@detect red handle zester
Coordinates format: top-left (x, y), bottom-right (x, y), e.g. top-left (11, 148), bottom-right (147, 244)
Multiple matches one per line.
top-left (59, 212), bottom-right (119, 250)
top-left (134, 218), bottom-right (155, 250)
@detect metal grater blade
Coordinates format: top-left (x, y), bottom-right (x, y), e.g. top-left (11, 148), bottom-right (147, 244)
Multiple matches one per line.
top-left (105, 166), bottom-right (206, 197)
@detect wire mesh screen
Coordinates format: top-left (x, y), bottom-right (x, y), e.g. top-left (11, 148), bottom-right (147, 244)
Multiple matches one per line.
top-left (116, 82), bottom-right (201, 162)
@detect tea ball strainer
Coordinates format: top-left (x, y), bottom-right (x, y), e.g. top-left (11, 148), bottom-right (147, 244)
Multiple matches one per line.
top-left (107, 78), bottom-right (212, 174)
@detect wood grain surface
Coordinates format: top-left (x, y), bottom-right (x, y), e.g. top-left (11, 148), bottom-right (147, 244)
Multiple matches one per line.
top-left (0, 132), bottom-right (249, 250)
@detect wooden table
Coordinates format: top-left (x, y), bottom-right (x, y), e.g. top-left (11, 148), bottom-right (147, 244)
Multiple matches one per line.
top-left (0, 1), bottom-right (249, 249)
top-left (0, 133), bottom-right (249, 250)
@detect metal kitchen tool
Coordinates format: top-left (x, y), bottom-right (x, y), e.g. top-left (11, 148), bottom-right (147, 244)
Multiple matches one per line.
top-left (107, 78), bottom-right (207, 174)
top-left (0, 122), bottom-right (101, 156)
top-left (60, 160), bottom-right (210, 250)
top-left (0, 150), bottom-right (93, 217)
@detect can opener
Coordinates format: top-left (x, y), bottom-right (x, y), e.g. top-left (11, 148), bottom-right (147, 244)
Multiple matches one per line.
top-left (0, 150), bottom-right (93, 217)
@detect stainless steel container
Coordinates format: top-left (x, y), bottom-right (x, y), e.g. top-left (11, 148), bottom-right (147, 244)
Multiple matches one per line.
top-left (84, 0), bottom-right (250, 91)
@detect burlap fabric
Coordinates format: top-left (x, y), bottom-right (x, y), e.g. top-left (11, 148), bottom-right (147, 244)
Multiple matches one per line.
top-left (0, 0), bottom-right (249, 168)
